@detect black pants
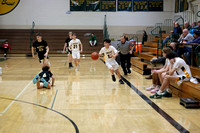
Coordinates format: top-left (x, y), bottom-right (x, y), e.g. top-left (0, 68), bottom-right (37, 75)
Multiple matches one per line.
top-left (0, 47), bottom-right (8, 56)
top-left (120, 53), bottom-right (131, 74)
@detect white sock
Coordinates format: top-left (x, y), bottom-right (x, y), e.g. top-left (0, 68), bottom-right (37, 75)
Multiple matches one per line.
top-left (155, 85), bottom-right (160, 89)
top-left (157, 90), bottom-right (162, 95)
top-left (151, 84), bottom-right (156, 88)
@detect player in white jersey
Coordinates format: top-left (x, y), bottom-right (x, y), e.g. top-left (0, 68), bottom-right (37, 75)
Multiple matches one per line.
top-left (150, 52), bottom-right (192, 99)
top-left (99, 39), bottom-right (124, 84)
top-left (69, 33), bottom-right (83, 71)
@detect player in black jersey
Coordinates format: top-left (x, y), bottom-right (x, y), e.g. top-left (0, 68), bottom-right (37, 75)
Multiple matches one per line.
top-left (63, 32), bottom-right (73, 68)
top-left (32, 33), bottom-right (49, 67)
top-left (33, 66), bottom-right (55, 89)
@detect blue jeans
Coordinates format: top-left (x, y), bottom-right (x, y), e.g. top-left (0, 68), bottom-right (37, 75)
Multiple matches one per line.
top-left (183, 47), bottom-right (192, 65)
top-left (162, 36), bottom-right (170, 47)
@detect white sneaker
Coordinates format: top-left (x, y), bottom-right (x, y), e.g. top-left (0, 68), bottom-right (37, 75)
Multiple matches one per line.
top-left (76, 65), bottom-right (79, 71)
top-left (146, 84), bottom-right (156, 91)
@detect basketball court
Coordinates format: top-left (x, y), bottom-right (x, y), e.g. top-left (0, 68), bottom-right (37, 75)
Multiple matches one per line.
top-left (0, 56), bottom-right (199, 133)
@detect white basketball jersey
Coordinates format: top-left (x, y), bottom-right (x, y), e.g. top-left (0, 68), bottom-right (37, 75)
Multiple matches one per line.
top-left (69, 39), bottom-right (81, 52)
top-left (99, 46), bottom-right (118, 62)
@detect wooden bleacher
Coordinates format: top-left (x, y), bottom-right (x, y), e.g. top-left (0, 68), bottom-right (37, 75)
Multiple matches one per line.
top-left (131, 33), bottom-right (200, 101)
top-left (0, 29), bottom-right (104, 55)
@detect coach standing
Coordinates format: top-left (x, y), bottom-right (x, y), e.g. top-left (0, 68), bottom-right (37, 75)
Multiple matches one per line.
top-left (117, 36), bottom-right (134, 75)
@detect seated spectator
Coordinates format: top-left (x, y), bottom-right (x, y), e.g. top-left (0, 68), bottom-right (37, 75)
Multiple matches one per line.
top-left (145, 46), bottom-right (174, 79)
top-left (145, 47), bottom-right (172, 93)
top-left (142, 30), bottom-right (148, 45)
top-left (184, 30), bottom-right (200, 65)
top-left (189, 22), bottom-right (197, 34)
top-left (1, 40), bottom-right (11, 58)
top-left (184, 21), bottom-right (192, 31)
top-left (197, 21), bottom-right (200, 31)
top-left (89, 33), bottom-right (97, 46)
top-left (178, 29), bottom-right (194, 43)
top-left (162, 22), bottom-right (182, 47)
top-left (177, 29), bottom-right (194, 58)
top-left (150, 52), bottom-right (192, 99)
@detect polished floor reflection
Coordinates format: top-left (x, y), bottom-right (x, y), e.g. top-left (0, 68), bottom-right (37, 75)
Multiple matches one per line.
top-left (0, 57), bottom-right (199, 133)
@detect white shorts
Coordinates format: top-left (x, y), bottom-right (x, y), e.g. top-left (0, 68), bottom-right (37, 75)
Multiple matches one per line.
top-left (72, 51), bottom-right (80, 59)
top-left (175, 74), bottom-right (190, 86)
top-left (105, 60), bottom-right (119, 71)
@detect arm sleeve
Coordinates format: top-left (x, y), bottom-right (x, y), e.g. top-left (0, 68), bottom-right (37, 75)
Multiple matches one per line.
top-left (173, 60), bottom-right (181, 69)
top-left (44, 41), bottom-right (48, 47)
top-left (32, 41), bottom-right (36, 47)
top-left (79, 39), bottom-right (82, 44)
top-left (49, 71), bottom-right (53, 77)
top-left (39, 72), bottom-right (43, 78)
top-left (112, 46), bottom-right (118, 54)
top-left (8, 44), bottom-right (11, 50)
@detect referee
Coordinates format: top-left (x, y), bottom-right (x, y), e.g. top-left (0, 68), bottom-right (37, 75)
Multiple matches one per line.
top-left (117, 36), bottom-right (134, 75)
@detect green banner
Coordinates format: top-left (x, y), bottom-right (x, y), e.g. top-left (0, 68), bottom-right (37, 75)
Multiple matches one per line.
top-left (180, 0), bottom-right (188, 12)
top-left (86, 0), bottom-right (100, 11)
top-left (175, 0), bottom-right (179, 13)
top-left (70, 0), bottom-right (86, 11)
top-left (118, 0), bottom-right (132, 11)
top-left (70, 0), bottom-right (164, 12)
top-left (133, 0), bottom-right (148, 11)
top-left (101, 0), bottom-right (116, 11)
top-left (148, 0), bottom-right (163, 11)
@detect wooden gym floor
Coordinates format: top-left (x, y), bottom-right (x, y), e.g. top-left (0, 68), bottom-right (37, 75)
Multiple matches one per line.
top-left (0, 56), bottom-right (199, 133)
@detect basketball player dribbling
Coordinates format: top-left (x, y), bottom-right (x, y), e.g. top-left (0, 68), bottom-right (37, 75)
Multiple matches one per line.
top-left (99, 39), bottom-right (124, 84)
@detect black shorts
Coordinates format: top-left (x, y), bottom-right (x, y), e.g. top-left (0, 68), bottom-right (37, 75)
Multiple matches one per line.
top-left (66, 48), bottom-right (72, 54)
top-left (38, 56), bottom-right (49, 63)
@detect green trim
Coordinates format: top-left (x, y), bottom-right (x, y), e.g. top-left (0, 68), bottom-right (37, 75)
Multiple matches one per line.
top-left (175, 16), bottom-right (184, 29)
top-left (151, 26), bottom-right (163, 58)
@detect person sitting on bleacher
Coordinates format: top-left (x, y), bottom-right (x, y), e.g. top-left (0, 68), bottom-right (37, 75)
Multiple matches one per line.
top-left (184, 21), bottom-right (192, 31)
top-left (150, 52), bottom-right (192, 99)
top-left (178, 29), bottom-right (194, 43)
top-left (146, 47), bottom-right (172, 93)
top-left (177, 29), bottom-right (194, 58)
top-left (189, 22), bottom-right (197, 34)
top-left (162, 21), bottom-right (182, 47)
top-left (197, 21), bottom-right (200, 31)
top-left (89, 33), bottom-right (97, 46)
top-left (183, 30), bottom-right (200, 65)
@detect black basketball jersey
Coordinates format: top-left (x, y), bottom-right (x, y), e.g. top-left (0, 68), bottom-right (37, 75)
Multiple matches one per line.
top-left (32, 40), bottom-right (48, 57)
top-left (65, 37), bottom-right (72, 47)
top-left (39, 71), bottom-right (53, 82)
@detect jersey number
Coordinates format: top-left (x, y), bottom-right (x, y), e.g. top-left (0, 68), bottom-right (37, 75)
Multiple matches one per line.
top-left (73, 44), bottom-right (78, 49)
top-left (107, 54), bottom-right (112, 58)
top-left (43, 73), bottom-right (47, 78)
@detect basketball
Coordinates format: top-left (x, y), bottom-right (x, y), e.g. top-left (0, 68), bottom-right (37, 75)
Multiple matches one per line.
top-left (91, 52), bottom-right (99, 60)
